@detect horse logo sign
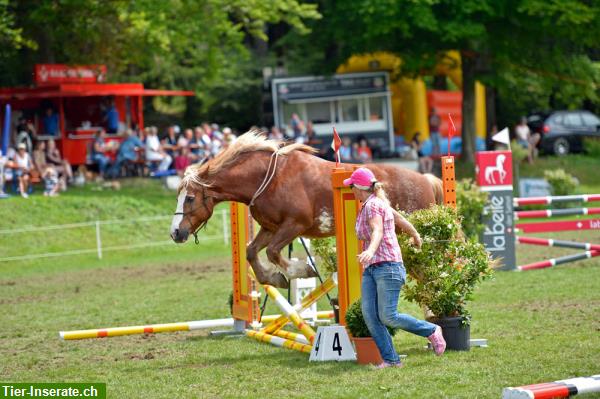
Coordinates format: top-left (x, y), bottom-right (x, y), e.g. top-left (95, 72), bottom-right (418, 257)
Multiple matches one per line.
top-left (476, 151), bottom-right (513, 188)
top-left (484, 153), bottom-right (507, 185)
top-left (476, 150), bottom-right (515, 270)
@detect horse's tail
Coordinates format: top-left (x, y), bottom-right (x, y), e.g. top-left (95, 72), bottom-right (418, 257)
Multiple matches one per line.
top-left (424, 173), bottom-right (444, 205)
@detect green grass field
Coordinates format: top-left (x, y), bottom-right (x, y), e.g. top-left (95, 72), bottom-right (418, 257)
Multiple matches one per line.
top-left (1, 157), bottom-right (599, 399)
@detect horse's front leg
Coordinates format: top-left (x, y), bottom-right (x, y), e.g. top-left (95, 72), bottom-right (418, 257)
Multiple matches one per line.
top-left (265, 220), bottom-right (319, 282)
top-left (246, 227), bottom-right (289, 288)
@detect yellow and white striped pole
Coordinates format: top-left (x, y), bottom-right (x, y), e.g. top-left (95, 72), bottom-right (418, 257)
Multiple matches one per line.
top-left (272, 329), bottom-right (310, 345)
top-left (58, 310), bottom-right (334, 340)
top-left (245, 330), bottom-right (312, 354)
top-left (262, 284), bottom-right (316, 344)
top-left (60, 318), bottom-right (235, 340)
top-left (262, 275), bottom-right (337, 335)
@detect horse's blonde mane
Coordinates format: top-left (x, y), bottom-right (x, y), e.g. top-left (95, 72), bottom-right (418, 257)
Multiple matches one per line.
top-left (180, 129), bottom-right (316, 191)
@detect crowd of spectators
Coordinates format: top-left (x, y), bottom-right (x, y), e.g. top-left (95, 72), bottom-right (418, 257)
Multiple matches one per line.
top-left (1, 133), bottom-right (72, 199)
top-left (85, 122), bottom-right (238, 180)
top-left (0, 112), bottom-right (379, 199)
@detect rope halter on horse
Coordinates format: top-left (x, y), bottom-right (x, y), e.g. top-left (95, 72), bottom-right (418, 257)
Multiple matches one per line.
top-left (249, 146), bottom-right (285, 208)
top-left (173, 188), bottom-right (213, 244)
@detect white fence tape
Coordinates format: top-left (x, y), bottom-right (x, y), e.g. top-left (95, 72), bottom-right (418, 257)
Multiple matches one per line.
top-left (0, 210), bottom-right (229, 263)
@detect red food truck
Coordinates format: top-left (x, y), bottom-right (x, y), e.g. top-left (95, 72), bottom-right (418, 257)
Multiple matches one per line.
top-left (0, 64), bottom-right (193, 165)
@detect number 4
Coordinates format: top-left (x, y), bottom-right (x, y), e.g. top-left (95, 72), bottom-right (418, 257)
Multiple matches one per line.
top-left (315, 332), bottom-right (321, 353)
top-left (332, 333), bottom-right (342, 356)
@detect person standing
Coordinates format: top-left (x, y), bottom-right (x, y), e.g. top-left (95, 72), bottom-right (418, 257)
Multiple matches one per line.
top-left (290, 113), bottom-right (305, 140)
top-left (104, 99), bottom-right (120, 134)
top-left (515, 117), bottom-right (539, 163)
top-left (42, 107), bottom-right (60, 136)
top-left (343, 167), bottom-right (446, 369)
top-left (428, 108), bottom-right (441, 156)
top-left (339, 136), bottom-right (354, 162)
top-left (411, 132), bottom-right (433, 174)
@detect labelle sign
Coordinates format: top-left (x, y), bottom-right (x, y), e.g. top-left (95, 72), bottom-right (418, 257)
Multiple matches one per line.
top-left (476, 151), bottom-right (515, 270)
top-left (34, 64), bottom-right (107, 85)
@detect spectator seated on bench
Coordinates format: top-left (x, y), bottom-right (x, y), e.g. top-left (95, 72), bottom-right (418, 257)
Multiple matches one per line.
top-left (145, 126), bottom-right (172, 173)
top-left (108, 128), bottom-right (144, 178)
top-left (90, 130), bottom-right (113, 180)
top-left (14, 143), bottom-right (33, 198)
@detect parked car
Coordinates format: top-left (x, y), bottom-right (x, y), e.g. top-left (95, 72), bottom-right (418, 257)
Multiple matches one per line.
top-left (527, 110), bottom-right (600, 155)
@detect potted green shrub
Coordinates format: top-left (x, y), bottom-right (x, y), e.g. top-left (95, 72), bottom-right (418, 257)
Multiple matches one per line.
top-left (398, 205), bottom-right (494, 351)
top-left (345, 299), bottom-right (398, 364)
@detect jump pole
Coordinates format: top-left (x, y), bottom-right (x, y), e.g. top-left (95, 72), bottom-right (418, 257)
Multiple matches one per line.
top-left (515, 207), bottom-right (600, 220)
top-left (60, 202), bottom-right (334, 341)
top-left (503, 374), bottom-right (600, 399)
top-left (516, 236), bottom-right (600, 251)
top-left (59, 312), bottom-right (333, 340)
top-left (515, 219), bottom-right (600, 234)
top-left (514, 194), bottom-right (600, 206)
top-left (517, 250), bottom-right (600, 271)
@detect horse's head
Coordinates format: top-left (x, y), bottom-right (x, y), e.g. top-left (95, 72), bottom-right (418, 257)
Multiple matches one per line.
top-left (170, 183), bottom-right (216, 243)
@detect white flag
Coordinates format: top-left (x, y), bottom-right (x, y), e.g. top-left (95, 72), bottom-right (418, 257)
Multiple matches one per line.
top-left (492, 127), bottom-right (510, 146)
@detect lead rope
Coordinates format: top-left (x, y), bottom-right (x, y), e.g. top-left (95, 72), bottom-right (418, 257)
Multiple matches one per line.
top-left (249, 149), bottom-right (281, 207)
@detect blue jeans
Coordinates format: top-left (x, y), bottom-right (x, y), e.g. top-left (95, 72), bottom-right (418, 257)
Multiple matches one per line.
top-left (92, 154), bottom-right (110, 176)
top-left (361, 261), bottom-right (436, 364)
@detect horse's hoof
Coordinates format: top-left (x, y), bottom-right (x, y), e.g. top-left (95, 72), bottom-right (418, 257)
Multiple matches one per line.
top-left (270, 272), bottom-right (289, 289)
top-left (305, 265), bottom-right (319, 278)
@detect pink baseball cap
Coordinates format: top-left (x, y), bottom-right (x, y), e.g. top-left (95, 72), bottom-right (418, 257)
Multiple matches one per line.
top-left (343, 167), bottom-right (377, 190)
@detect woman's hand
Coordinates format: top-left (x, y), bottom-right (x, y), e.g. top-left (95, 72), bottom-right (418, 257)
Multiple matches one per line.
top-left (411, 233), bottom-right (422, 249)
top-left (357, 249), bottom-right (375, 266)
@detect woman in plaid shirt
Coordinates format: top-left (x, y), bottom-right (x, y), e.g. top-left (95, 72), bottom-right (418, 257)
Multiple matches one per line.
top-left (344, 167), bottom-right (446, 369)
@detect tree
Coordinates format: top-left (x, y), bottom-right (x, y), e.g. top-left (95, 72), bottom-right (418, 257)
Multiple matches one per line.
top-left (1, 0), bottom-right (320, 127)
top-left (278, 0), bottom-right (600, 162)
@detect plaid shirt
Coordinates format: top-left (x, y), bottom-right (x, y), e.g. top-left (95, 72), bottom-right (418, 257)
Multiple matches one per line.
top-left (356, 194), bottom-right (402, 267)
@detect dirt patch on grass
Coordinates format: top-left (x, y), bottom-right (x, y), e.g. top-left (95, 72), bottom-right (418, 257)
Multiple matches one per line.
top-left (501, 299), bottom-right (600, 311)
top-left (0, 258), bottom-right (230, 306)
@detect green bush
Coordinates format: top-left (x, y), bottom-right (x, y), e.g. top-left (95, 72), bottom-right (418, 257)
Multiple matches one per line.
top-left (544, 169), bottom-right (578, 196)
top-left (398, 205), bottom-right (494, 323)
top-left (511, 140), bottom-right (529, 163)
top-left (312, 237), bottom-right (337, 276)
top-left (583, 137), bottom-right (600, 158)
top-left (456, 179), bottom-right (489, 240)
top-left (344, 299), bottom-right (398, 338)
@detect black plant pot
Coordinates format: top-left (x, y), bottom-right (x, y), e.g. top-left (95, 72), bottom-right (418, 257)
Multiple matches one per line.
top-left (432, 316), bottom-right (470, 351)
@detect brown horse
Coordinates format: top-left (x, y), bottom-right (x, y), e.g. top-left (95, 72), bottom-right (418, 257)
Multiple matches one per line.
top-left (171, 131), bottom-right (442, 288)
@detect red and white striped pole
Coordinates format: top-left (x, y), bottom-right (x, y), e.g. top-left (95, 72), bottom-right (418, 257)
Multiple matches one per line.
top-left (503, 374), bottom-right (600, 398)
top-left (516, 236), bottom-right (600, 251)
top-left (514, 194), bottom-right (600, 206)
top-left (514, 207), bottom-right (600, 220)
top-left (518, 250), bottom-right (600, 271)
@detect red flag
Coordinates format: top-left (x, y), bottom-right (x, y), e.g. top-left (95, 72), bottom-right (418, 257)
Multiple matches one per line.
top-left (447, 113), bottom-right (457, 156)
top-left (331, 126), bottom-right (342, 166)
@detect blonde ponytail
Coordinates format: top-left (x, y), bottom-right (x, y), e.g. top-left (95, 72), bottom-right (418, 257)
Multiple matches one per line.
top-left (372, 182), bottom-right (390, 206)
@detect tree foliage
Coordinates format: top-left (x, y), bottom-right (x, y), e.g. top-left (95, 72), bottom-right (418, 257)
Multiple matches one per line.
top-left (279, 0), bottom-right (600, 160)
top-left (1, 0), bottom-right (320, 126)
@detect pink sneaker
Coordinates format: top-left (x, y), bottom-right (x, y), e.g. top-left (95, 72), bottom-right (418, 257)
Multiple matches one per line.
top-left (374, 362), bottom-right (403, 370)
top-left (428, 326), bottom-right (446, 356)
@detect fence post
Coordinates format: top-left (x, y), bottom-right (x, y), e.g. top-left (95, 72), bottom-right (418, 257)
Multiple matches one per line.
top-left (95, 221), bottom-right (102, 259)
top-left (222, 209), bottom-right (229, 245)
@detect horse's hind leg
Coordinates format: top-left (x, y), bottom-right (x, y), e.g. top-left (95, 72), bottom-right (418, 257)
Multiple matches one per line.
top-left (246, 227), bottom-right (289, 288)
top-left (265, 221), bottom-right (319, 281)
